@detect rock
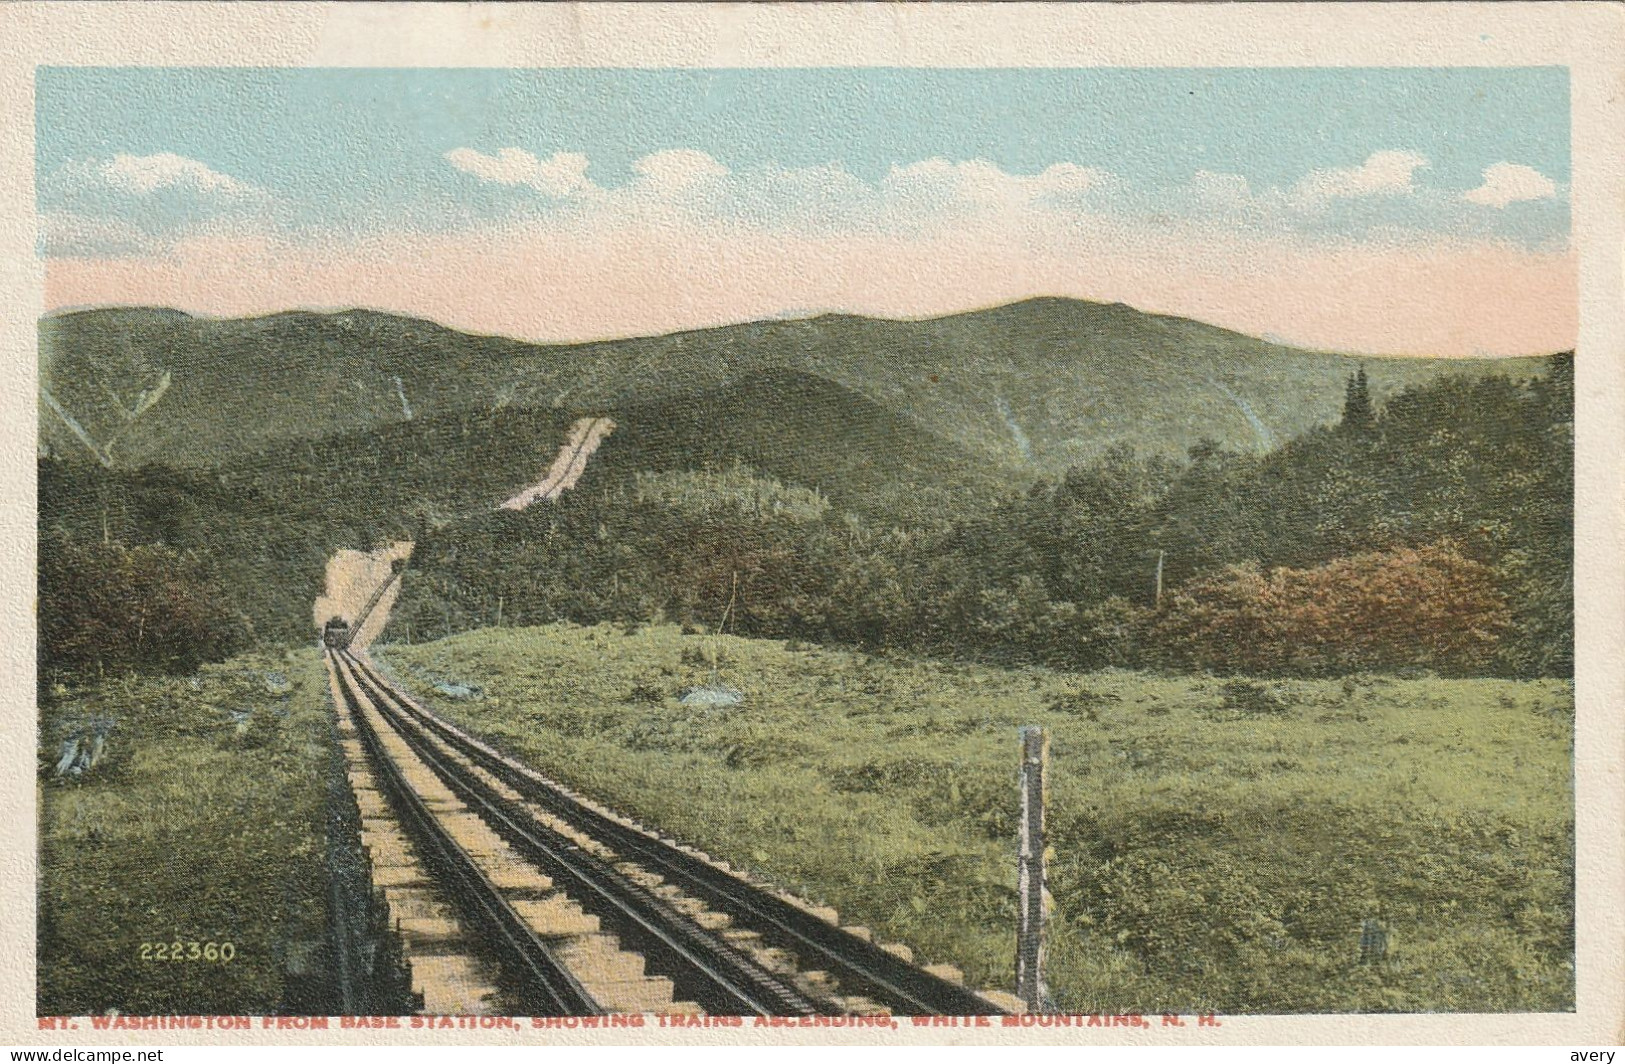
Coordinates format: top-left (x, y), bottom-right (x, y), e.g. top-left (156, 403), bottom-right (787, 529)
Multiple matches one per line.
top-left (433, 682), bottom-right (480, 700)
top-left (54, 738), bottom-right (80, 777)
top-left (679, 685), bottom-right (744, 707)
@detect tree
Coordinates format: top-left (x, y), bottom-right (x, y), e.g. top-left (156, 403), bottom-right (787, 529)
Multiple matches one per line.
top-left (39, 534), bottom-right (251, 680)
top-left (1341, 365), bottom-right (1375, 434)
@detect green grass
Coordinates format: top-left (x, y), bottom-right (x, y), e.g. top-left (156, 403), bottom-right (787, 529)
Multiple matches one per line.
top-left (37, 649), bottom-right (334, 1015)
top-left (377, 622), bottom-right (1574, 1015)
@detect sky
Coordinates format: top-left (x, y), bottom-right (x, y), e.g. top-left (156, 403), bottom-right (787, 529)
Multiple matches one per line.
top-left (36, 67), bottom-right (1572, 356)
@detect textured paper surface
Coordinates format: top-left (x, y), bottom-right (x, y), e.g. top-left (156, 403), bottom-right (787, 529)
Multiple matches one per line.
top-left (3, 1), bottom-right (1622, 1046)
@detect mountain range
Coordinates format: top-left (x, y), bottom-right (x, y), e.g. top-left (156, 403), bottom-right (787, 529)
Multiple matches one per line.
top-left (39, 299), bottom-right (1546, 490)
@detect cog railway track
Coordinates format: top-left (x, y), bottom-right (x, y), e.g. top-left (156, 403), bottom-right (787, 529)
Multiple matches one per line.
top-left (326, 649), bottom-right (1015, 1018)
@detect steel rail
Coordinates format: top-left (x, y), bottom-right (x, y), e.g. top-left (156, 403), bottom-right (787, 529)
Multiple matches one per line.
top-left (328, 652), bottom-right (605, 1016)
top-left (345, 654), bottom-right (1010, 1016)
top-left (338, 653), bottom-right (818, 1017)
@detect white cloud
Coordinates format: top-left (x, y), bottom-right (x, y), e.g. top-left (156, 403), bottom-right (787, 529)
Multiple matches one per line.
top-left (1188, 169), bottom-right (1253, 206)
top-left (38, 211), bottom-right (155, 257)
top-left (1290, 150), bottom-right (1428, 207)
top-left (437, 147), bottom-right (1550, 248)
top-left (1464, 162), bottom-right (1558, 208)
top-left (883, 158), bottom-right (1109, 210)
top-left (444, 148), bottom-right (595, 196)
top-left (440, 149), bottom-right (1116, 236)
top-left (630, 149), bottom-right (729, 193)
top-left (445, 147), bottom-right (1119, 220)
top-left (37, 154), bottom-right (275, 255)
top-left (100, 152), bottom-right (258, 197)
top-left (58, 144), bottom-right (1553, 270)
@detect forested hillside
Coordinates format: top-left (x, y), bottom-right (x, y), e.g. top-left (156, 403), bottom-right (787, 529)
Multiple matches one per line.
top-left (392, 359), bottom-right (1571, 679)
top-left (37, 301), bottom-right (1569, 683)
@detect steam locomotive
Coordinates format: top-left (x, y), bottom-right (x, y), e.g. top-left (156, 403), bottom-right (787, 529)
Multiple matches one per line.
top-left (322, 616), bottom-right (354, 650)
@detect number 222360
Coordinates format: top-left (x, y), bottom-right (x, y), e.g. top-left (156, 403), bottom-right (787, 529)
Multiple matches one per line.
top-left (139, 941), bottom-right (235, 963)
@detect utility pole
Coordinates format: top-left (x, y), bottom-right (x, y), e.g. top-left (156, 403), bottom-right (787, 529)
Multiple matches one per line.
top-left (1154, 549), bottom-right (1165, 608)
top-left (1016, 725), bottom-right (1050, 1011)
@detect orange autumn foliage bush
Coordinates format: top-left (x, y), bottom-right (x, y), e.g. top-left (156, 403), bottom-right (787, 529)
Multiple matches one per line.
top-left (1150, 543), bottom-right (1510, 676)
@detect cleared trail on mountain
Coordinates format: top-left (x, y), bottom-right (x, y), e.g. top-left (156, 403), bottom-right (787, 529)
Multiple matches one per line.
top-left (500, 416), bottom-right (616, 510)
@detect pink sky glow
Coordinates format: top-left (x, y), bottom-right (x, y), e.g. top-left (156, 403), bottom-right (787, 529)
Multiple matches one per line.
top-left (42, 226), bottom-right (1575, 358)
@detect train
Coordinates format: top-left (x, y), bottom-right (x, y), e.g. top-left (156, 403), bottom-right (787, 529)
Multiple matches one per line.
top-left (322, 616), bottom-right (353, 650)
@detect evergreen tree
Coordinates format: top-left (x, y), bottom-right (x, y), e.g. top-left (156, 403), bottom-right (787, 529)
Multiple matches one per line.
top-left (1341, 366), bottom-right (1375, 433)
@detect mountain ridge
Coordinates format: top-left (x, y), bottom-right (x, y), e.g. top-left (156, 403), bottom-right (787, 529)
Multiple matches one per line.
top-left (40, 294), bottom-right (1564, 360)
top-left (39, 298), bottom-right (1548, 474)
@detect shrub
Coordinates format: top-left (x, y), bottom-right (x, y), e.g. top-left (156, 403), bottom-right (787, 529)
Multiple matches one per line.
top-left (39, 534), bottom-right (251, 680)
top-left (1073, 596), bottom-right (1152, 670)
top-left (1151, 543), bottom-right (1509, 676)
top-left (1220, 680), bottom-right (1291, 716)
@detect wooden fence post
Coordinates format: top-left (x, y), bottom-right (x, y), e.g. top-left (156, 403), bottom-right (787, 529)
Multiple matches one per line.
top-left (1017, 725), bottom-right (1049, 1011)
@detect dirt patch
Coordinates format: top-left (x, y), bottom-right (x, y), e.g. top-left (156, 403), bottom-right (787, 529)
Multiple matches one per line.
top-left (312, 541), bottom-right (414, 649)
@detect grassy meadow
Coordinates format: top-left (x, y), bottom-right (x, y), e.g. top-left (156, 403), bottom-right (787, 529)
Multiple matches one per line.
top-left (36, 650), bottom-right (334, 1016)
top-left (378, 622), bottom-right (1574, 1015)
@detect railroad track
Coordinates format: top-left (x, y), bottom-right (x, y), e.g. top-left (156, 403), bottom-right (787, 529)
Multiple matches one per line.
top-left (326, 649), bottom-right (1014, 1017)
